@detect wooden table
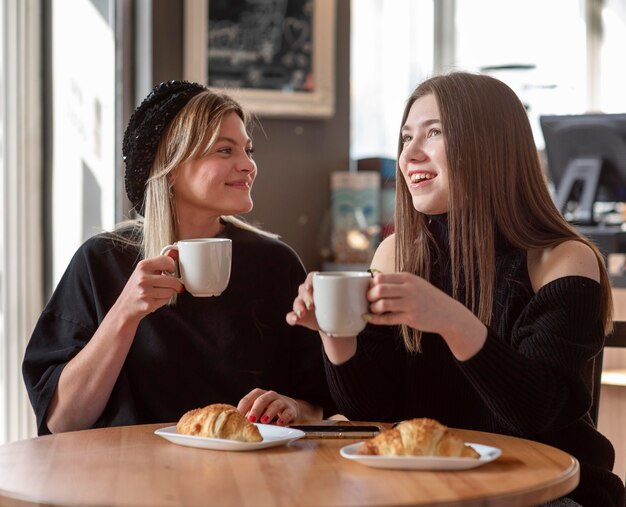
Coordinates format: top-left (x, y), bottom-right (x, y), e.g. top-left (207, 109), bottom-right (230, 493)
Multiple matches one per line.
top-left (0, 423), bottom-right (579, 507)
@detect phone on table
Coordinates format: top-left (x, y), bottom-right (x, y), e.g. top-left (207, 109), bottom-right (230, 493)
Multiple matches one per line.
top-left (288, 425), bottom-right (381, 439)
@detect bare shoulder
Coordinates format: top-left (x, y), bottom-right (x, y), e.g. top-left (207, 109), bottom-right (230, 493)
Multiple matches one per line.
top-left (527, 240), bottom-right (600, 292)
top-left (370, 233), bottom-right (396, 273)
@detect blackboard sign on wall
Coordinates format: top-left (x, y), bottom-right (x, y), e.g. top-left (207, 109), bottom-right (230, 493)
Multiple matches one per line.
top-left (184, 0), bottom-right (336, 118)
top-left (208, 0), bottom-right (314, 93)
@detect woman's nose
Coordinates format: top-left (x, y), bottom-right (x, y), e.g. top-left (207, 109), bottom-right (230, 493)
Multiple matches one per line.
top-left (238, 156), bottom-right (256, 173)
top-left (402, 140), bottom-right (428, 162)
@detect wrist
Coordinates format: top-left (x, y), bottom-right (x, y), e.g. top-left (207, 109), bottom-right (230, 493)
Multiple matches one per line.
top-left (106, 301), bottom-right (142, 341)
top-left (440, 303), bottom-right (487, 361)
top-left (294, 399), bottom-right (322, 421)
top-left (320, 334), bottom-right (357, 365)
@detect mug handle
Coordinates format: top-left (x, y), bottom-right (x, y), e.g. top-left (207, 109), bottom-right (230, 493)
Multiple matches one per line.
top-left (159, 244), bottom-right (181, 278)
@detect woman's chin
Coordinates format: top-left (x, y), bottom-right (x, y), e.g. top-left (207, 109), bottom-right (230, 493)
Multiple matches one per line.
top-left (411, 197), bottom-right (447, 215)
top-left (229, 200), bottom-right (254, 215)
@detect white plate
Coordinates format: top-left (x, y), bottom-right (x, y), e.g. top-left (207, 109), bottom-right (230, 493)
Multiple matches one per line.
top-left (154, 423), bottom-right (305, 451)
top-left (339, 442), bottom-right (501, 470)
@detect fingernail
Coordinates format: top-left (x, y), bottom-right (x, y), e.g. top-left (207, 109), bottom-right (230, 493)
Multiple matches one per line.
top-left (305, 301), bottom-right (312, 310)
top-left (261, 415), bottom-right (269, 423)
top-left (368, 268), bottom-right (381, 277)
top-left (296, 310), bottom-right (302, 318)
top-left (249, 415), bottom-right (257, 423)
top-left (277, 419), bottom-right (284, 425)
top-left (362, 314), bottom-right (372, 321)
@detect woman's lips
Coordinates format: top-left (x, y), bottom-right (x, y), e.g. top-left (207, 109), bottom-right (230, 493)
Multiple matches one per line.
top-left (226, 180), bottom-right (252, 189)
top-left (407, 171), bottom-right (436, 188)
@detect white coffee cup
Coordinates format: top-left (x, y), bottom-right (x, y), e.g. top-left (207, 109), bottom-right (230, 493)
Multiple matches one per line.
top-left (160, 238), bottom-right (232, 297)
top-left (312, 271), bottom-right (372, 337)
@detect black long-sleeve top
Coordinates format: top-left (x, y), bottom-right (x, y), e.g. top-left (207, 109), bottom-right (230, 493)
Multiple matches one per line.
top-left (23, 222), bottom-right (335, 435)
top-left (324, 216), bottom-right (625, 507)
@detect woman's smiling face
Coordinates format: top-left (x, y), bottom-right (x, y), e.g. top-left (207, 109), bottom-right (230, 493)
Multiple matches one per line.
top-left (170, 112), bottom-right (257, 221)
top-left (399, 93), bottom-right (450, 215)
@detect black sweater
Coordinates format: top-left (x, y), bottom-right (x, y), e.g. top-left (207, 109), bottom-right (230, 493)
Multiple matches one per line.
top-left (23, 222), bottom-right (335, 435)
top-left (324, 217), bottom-right (625, 507)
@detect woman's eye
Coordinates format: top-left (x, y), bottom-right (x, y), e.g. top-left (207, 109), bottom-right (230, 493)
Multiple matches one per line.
top-left (217, 147), bottom-right (232, 154)
top-left (428, 128), bottom-right (442, 138)
top-left (246, 147), bottom-right (255, 157)
top-left (401, 134), bottom-right (412, 143)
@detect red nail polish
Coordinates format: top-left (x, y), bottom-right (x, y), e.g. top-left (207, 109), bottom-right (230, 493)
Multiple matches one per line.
top-left (261, 415), bottom-right (269, 423)
top-left (249, 415), bottom-right (256, 423)
top-left (277, 419), bottom-right (284, 425)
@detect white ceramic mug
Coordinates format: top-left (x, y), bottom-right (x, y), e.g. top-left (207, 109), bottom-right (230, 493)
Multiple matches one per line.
top-left (312, 271), bottom-right (371, 337)
top-left (160, 238), bottom-right (232, 297)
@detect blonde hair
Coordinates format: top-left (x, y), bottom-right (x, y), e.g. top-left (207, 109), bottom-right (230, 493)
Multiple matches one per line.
top-left (113, 89), bottom-right (277, 301)
top-left (395, 72), bottom-right (612, 352)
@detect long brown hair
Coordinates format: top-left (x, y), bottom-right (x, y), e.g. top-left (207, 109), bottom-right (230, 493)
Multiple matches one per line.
top-left (395, 72), bottom-right (613, 352)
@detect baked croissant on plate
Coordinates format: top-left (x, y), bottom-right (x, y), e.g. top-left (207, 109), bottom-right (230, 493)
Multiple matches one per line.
top-left (176, 403), bottom-right (263, 442)
top-left (357, 417), bottom-right (479, 458)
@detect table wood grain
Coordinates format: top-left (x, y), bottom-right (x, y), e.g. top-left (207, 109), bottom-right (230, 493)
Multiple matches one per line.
top-left (0, 423), bottom-right (579, 507)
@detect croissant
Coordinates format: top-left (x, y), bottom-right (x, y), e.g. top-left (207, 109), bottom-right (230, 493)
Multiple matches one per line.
top-left (357, 418), bottom-right (479, 458)
top-left (176, 403), bottom-right (263, 442)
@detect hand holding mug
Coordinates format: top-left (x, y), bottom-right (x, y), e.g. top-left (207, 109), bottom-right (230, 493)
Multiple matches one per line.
top-left (114, 255), bottom-right (183, 321)
top-left (287, 272), bottom-right (319, 330)
top-left (160, 238), bottom-right (232, 297)
top-left (287, 271), bottom-right (372, 336)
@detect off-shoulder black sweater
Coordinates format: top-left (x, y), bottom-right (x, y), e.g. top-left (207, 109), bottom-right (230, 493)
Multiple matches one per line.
top-left (324, 216), bottom-right (625, 507)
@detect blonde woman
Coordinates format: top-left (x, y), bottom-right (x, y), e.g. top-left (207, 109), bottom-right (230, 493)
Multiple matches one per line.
top-left (24, 80), bottom-right (334, 434)
top-left (289, 72), bottom-right (624, 506)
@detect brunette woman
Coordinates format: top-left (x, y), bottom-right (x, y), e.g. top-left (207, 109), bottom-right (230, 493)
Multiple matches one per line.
top-left (289, 72), bottom-right (624, 506)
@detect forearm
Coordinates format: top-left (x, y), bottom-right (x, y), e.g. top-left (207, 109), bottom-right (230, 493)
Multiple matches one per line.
top-left (322, 326), bottom-right (405, 422)
top-left (46, 303), bottom-right (141, 433)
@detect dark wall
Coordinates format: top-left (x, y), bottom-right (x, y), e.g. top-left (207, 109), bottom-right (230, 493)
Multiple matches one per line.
top-left (151, 1), bottom-right (350, 271)
top-left (152, 0), bottom-right (184, 81)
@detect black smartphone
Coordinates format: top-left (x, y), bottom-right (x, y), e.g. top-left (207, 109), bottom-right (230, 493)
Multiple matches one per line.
top-left (288, 425), bottom-right (381, 439)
